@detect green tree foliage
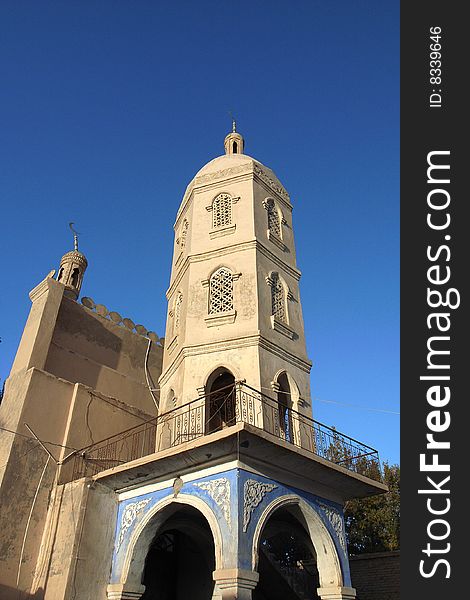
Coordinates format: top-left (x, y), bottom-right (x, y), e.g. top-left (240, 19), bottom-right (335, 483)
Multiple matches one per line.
top-left (325, 427), bottom-right (382, 482)
top-left (344, 462), bottom-right (400, 555)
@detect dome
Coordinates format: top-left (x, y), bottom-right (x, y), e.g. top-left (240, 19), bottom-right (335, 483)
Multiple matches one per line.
top-left (176, 130), bottom-right (290, 221)
top-left (60, 249), bottom-right (88, 267)
top-left (193, 126), bottom-right (277, 181)
top-left (194, 152), bottom-right (264, 178)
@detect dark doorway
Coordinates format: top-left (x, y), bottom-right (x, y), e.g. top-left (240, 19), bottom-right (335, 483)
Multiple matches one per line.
top-left (277, 372), bottom-right (293, 442)
top-left (141, 505), bottom-right (215, 600)
top-left (254, 506), bottom-right (320, 600)
top-left (206, 369), bottom-right (236, 433)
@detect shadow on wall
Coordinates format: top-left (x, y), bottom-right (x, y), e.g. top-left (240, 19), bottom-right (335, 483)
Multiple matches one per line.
top-left (44, 299), bottom-right (123, 391)
top-left (44, 298), bottom-right (163, 407)
top-left (0, 585), bottom-right (44, 599)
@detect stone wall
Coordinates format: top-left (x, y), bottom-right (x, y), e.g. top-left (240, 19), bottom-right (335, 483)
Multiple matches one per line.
top-left (349, 551), bottom-right (400, 600)
top-left (0, 277), bottom-right (163, 595)
top-left (45, 296), bottom-right (163, 415)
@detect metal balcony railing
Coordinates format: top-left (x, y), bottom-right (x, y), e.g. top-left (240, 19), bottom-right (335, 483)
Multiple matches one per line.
top-left (68, 382), bottom-right (382, 482)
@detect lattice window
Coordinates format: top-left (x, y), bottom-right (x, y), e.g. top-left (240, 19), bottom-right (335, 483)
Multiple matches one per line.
top-left (209, 268), bottom-right (233, 314)
top-left (266, 199), bottom-right (281, 238)
top-left (180, 220), bottom-right (189, 248)
top-left (212, 194), bottom-right (232, 228)
top-left (271, 273), bottom-right (287, 323)
top-left (174, 292), bottom-right (183, 332)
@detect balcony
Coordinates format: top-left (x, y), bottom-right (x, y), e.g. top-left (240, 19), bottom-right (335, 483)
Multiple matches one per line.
top-left (65, 382), bottom-right (382, 485)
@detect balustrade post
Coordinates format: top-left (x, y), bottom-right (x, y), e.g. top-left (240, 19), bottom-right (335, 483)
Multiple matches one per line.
top-left (235, 381), bottom-right (242, 424)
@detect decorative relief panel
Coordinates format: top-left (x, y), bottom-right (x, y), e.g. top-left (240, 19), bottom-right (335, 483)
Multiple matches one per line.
top-left (195, 478), bottom-right (232, 530)
top-left (254, 164), bottom-right (290, 201)
top-left (174, 292), bottom-right (183, 332)
top-left (319, 503), bottom-right (347, 553)
top-left (117, 499), bottom-right (151, 549)
top-left (196, 163), bottom-right (252, 185)
top-left (180, 219), bottom-right (189, 248)
top-left (243, 479), bottom-right (277, 532)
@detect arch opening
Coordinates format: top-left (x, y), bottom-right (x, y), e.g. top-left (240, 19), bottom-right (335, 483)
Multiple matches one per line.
top-left (276, 372), bottom-right (293, 442)
top-left (205, 368), bottom-right (236, 434)
top-left (140, 504), bottom-right (216, 600)
top-left (71, 267), bottom-right (80, 287)
top-left (254, 505), bottom-right (320, 600)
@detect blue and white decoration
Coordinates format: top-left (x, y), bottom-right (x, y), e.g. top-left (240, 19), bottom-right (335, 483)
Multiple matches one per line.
top-left (110, 467), bottom-right (351, 587)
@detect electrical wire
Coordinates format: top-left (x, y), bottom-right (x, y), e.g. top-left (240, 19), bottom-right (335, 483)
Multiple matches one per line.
top-left (86, 390), bottom-right (151, 423)
top-left (144, 338), bottom-right (160, 412)
top-left (255, 384), bottom-right (399, 416)
top-left (16, 455), bottom-right (51, 589)
top-left (312, 397), bottom-right (400, 415)
top-left (0, 425), bottom-right (79, 450)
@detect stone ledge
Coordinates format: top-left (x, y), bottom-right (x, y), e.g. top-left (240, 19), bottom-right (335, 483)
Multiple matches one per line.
top-left (166, 334), bottom-right (178, 354)
top-left (209, 224), bottom-right (237, 239)
top-left (267, 230), bottom-right (287, 251)
top-left (106, 583), bottom-right (145, 599)
top-left (205, 310), bottom-right (237, 327)
top-left (271, 316), bottom-right (296, 339)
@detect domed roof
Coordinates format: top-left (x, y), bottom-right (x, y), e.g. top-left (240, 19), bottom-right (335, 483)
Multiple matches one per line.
top-left (194, 152), bottom-right (265, 178)
top-left (60, 249), bottom-right (88, 266)
top-left (176, 129), bottom-right (290, 221)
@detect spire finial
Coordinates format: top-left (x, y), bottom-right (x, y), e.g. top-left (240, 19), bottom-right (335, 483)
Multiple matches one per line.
top-left (225, 113), bottom-right (244, 155)
top-left (69, 222), bottom-right (80, 251)
top-left (229, 110), bottom-right (236, 133)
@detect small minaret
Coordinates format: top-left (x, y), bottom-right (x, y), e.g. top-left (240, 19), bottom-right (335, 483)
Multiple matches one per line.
top-left (224, 117), bottom-right (244, 155)
top-left (56, 223), bottom-right (88, 300)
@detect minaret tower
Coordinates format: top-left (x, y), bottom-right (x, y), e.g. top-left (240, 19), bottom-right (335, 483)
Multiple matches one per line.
top-left (56, 222), bottom-right (88, 299)
top-left (159, 126), bottom-right (312, 425)
top-left (92, 128), bottom-right (384, 600)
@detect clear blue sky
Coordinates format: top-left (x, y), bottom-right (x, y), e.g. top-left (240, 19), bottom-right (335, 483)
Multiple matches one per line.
top-left (0, 1), bottom-right (399, 464)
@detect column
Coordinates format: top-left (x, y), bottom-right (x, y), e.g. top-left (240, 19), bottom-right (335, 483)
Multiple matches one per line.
top-left (317, 586), bottom-right (356, 600)
top-left (212, 568), bottom-right (259, 600)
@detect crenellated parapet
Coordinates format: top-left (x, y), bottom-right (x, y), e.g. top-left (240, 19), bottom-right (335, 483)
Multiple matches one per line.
top-left (80, 296), bottom-right (164, 346)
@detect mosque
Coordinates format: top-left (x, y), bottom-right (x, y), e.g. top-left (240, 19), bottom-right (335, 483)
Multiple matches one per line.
top-left (0, 126), bottom-right (386, 600)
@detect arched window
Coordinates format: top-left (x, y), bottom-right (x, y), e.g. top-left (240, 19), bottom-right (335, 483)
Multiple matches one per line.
top-left (271, 273), bottom-right (287, 323)
top-left (167, 388), bottom-right (176, 409)
top-left (276, 372), bottom-right (293, 442)
top-left (205, 368), bottom-right (236, 433)
top-left (174, 292), bottom-right (183, 332)
top-left (71, 267), bottom-right (80, 288)
top-left (209, 268), bottom-right (233, 314)
top-left (180, 219), bottom-right (189, 249)
top-left (212, 193), bottom-right (232, 228)
top-left (266, 198), bottom-right (281, 239)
